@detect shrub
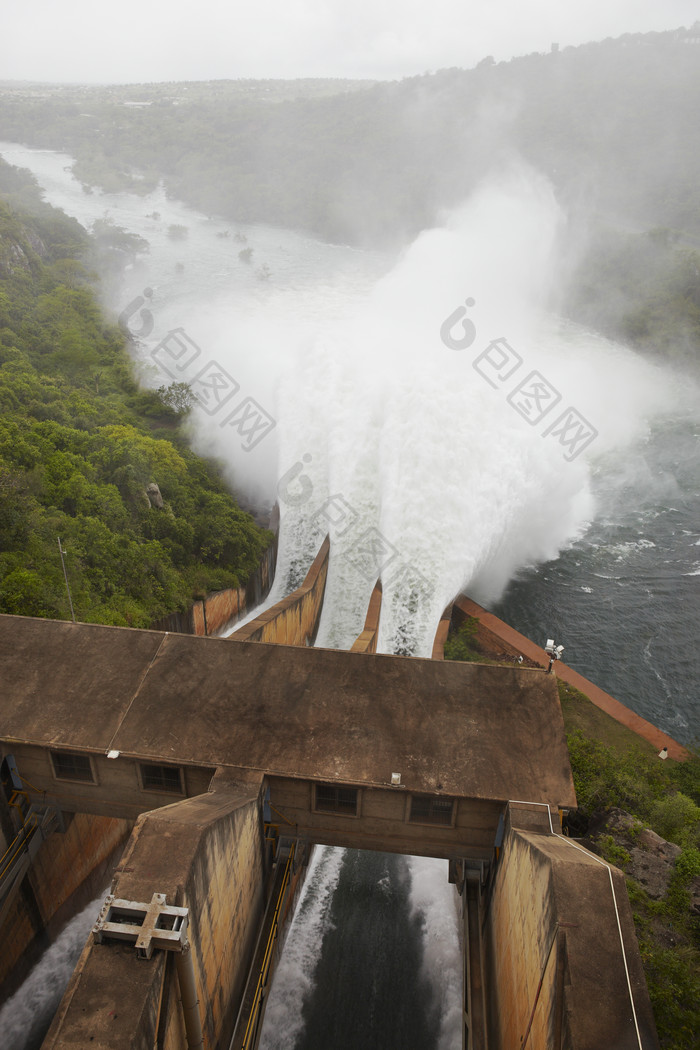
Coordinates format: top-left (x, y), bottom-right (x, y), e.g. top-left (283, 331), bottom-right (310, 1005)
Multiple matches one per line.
top-left (443, 616), bottom-right (481, 662)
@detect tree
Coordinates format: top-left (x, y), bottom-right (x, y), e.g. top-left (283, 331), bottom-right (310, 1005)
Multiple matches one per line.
top-left (156, 381), bottom-right (195, 414)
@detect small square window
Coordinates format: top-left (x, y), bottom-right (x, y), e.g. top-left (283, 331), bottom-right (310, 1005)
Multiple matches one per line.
top-left (408, 795), bottom-right (455, 826)
top-left (50, 750), bottom-right (95, 783)
top-left (140, 764), bottom-right (184, 794)
top-left (313, 784), bottom-right (359, 816)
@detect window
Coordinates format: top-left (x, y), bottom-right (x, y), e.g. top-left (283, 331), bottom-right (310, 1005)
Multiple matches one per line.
top-left (409, 795), bottom-right (455, 826)
top-left (313, 784), bottom-right (359, 816)
top-left (139, 763), bottom-right (184, 794)
top-left (50, 750), bottom-right (95, 783)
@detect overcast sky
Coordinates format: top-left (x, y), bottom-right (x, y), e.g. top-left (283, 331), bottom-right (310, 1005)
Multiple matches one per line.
top-left (2, 1), bottom-right (699, 84)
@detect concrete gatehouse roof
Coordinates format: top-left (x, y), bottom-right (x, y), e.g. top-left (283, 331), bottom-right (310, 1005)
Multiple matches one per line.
top-left (0, 614), bottom-right (576, 807)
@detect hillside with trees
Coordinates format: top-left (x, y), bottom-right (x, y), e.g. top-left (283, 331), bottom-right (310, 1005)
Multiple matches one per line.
top-left (0, 159), bottom-right (271, 626)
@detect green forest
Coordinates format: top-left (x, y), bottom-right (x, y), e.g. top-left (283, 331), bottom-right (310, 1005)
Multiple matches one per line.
top-left (0, 159), bottom-right (271, 627)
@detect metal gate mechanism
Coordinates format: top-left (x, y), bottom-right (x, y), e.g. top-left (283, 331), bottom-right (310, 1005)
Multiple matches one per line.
top-left (93, 892), bottom-right (189, 959)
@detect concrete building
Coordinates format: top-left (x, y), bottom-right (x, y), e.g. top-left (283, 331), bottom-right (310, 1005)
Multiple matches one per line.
top-left (0, 537), bottom-right (661, 1049)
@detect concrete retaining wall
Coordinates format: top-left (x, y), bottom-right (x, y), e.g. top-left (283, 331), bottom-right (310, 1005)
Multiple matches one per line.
top-left (452, 597), bottom-right (539, 667)
top-left (0, 812), bottom-right (131, 994)
top-left (453, 595), bottom-right (689, 759)
top-left (28, 813), bottom-right (130, 930)
top-left (231, 536), bottom-right (329, 646)
top-left (43, 770), bottom-right (267, 1050)
top-left (350, 581), bottom-right (382, 653)
top-left (153, 537), bottom-right (277, 637)
top-left (484, 806), bottom-right (659, 1050)
top-left (485, 814), bottom-right (560, 1049)
top-left (0, 888), bottom-right (37, 997)
top-left (431, 603), bottom-right (452, 660)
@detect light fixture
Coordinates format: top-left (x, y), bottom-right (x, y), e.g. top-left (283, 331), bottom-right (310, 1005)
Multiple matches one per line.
top-left (544, 639), bottom-right (564, 673)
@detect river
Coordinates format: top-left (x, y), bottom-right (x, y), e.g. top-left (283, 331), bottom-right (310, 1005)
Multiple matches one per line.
top-left (0, 141), bottom-right (698, 1049)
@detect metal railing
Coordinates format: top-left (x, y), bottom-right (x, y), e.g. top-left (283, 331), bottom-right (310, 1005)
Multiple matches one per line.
top-left (0, 791), bottom-right (62, 915)
top-left (236, 841), bottom-right (297, 1050)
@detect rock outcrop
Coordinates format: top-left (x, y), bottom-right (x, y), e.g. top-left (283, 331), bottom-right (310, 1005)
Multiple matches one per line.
top-left (587, 807), bottom-right (688, 900)
top-left (0, 213), bottom-right (48, 277)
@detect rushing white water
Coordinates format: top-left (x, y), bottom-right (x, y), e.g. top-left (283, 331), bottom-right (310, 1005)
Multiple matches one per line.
top-left (267, 173), bottom-right (685, 656)
top-left (259, 846), bottom-right (345, 1050)
top-left (0, 141), bottom-right (684, 657)
top-left (0, 892), bottom-right (105, 1050)
top-left (259, 848), bottom-right (460, 1050)
top-left (407, 856), bottom-right (463, 1050)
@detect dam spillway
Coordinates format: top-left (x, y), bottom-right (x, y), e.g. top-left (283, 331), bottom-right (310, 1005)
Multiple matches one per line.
top-left (0, 538), bottom-right (664, 1049)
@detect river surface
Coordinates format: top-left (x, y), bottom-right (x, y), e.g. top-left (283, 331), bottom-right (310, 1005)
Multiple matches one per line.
top-left (1, 141), bottom-right (698, 1049)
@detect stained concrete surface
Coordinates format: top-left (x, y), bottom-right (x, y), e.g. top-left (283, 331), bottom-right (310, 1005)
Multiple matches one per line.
top-left (0, 614), bottom-right (575, 807)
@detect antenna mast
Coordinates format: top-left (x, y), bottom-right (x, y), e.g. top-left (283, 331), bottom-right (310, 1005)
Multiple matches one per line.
top-left (57, 536), bottom-right (76, 623)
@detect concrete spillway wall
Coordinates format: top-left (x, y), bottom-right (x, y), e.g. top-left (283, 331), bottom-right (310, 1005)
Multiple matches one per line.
top-left (431, 603), bottom-right (452, 660)
top-left (482, 806), bottom-right (658, 1050)
top-left (152, 538), bottom-right (277, 638)
top-left (350, 580), bottom-right (382, 653)
top-left (0, 810), bottom-right (130, 996)
top-left (43, 771), bottom-right (267, 1050)
top-left (231, 536), bottom-right (329, 646)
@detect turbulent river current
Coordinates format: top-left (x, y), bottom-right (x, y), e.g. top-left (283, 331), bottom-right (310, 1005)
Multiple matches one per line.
top-left (1, 141), bottom-right (698, 1049)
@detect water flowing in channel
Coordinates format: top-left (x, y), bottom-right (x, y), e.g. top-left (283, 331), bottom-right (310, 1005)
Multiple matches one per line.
top-left (0, 892), bottom-right (106, 1050)
top-left (259, 850), bottom-right (461, 1050)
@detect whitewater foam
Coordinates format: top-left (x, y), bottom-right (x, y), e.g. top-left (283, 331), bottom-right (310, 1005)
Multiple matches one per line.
top-left (263, 170), bottom-right (683, 656)
top-left (258, 846), bottom-right (345, 1050)
top-left (407, 856), bottom-right (463, 1050)
top-left (0, 891), bottom-right (106, 1050)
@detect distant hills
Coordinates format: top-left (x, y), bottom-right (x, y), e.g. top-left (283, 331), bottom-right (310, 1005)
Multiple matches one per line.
top-left (1, 26), bottom-right (700, 366)
top-left (1, 27), bottom-right (700, 245)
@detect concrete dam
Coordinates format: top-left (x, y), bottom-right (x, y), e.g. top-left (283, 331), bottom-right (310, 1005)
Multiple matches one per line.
top-left (0, 534), bottom-right (666, 1049)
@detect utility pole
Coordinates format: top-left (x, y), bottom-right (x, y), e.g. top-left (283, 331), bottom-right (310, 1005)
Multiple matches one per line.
top-left (57, 536), bottom-right (76, 623)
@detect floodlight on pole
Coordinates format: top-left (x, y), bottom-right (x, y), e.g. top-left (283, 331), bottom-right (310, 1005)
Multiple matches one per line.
top-left (544, 638), bottom-right (564, 674)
